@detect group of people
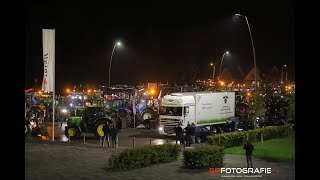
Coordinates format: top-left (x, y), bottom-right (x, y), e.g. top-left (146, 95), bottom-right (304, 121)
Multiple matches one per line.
top-left (102, 121), bottom-right (118, 147)
top-left (174, 121), bottom-right (254, 168)
top-left (174, 122), bottom-right (196, 146)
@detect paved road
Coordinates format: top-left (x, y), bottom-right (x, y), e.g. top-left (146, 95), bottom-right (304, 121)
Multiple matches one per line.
top-left (25, 128), bottom-right (295, 180)
top-left (39, 122), bottom-right (175, 147)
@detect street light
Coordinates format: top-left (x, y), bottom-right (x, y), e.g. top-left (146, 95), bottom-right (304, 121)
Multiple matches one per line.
top-left (235, 13), bottom-right (257, 128)
top-left (108, 41), bottom-right (121, 86)
top-left (218, 51), bottom-right (230, 80)
top-left (281, 64), bottom-right (287, 83)
top-left (210, 63), bottom-right (216, 83)
top-left (235, 13), bottom-right (257, 91)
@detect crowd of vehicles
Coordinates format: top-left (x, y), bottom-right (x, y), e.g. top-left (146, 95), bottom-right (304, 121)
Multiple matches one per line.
top-left (25, 83), bottom-right (294, 142)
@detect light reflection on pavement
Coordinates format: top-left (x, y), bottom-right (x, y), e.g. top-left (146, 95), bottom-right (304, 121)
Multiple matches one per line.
top-left (39, 122), bottom-right (177, 147)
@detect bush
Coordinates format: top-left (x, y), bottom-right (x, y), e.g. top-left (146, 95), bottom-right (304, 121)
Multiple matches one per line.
top-left (183, 145), bottom-right (224, 168)
top-left (207, 125), bottom-right (293, 148)
top-left (111, 144), bottom-right (181, 170)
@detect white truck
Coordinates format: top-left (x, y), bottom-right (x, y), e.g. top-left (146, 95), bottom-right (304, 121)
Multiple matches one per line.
top-left (158, 91), bottom-right (235, 135)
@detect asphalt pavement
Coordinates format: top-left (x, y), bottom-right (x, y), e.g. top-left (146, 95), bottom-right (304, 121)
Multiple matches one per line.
top-left (25, 125), bottom-right (295, 180)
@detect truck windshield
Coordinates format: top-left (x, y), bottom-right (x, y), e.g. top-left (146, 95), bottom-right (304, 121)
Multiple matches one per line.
top-left (160, 106), bottom-right (182, 116)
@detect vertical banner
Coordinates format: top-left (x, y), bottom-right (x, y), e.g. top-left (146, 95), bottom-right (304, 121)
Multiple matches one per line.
top-left (42, 29), bottom-right (55, 92)
top-left (42, 29), bottom-right (55, 141)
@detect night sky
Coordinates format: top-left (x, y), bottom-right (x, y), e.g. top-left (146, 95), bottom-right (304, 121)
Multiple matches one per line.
top-left (25, 1), bottom-right (295, 94)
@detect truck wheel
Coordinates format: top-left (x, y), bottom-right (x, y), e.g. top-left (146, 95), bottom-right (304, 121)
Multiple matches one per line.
top-left (142, 109), bottom-right (154, 121)
top-left (25, 122), bottom-right (31, 136)
top-left (65, 124), bottom-right (81, 138)
top-left (93, 119), bottom-right (108, 138)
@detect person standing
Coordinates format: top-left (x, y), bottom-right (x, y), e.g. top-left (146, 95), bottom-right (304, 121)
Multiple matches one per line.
top-left (102, 122), bottom-right (110, 147)
top-left (184, 123), bottom-right (191, 146)
top-left (190, 123), bottom-right (196, 144)
top-left (174, 124), bottom-right (183, 144)
top-left (110, 124), bottom-right (118, 148)
top-left (243, 140), bottom-right (254, 168)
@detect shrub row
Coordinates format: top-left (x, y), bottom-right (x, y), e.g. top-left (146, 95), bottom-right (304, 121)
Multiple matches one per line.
top-left (183, 145), bottom-right (224, 168)
top-left (207, 125), bottom-right (293, 148)
top-left (111, 144), bottom-right (181, 169)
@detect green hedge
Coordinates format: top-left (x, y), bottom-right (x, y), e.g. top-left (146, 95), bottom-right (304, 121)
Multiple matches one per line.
top-left (207, 125), bottom-right (293, 148)
top-left (183, 145), bottom-right (224, 168)
top-left (111, 144), bottom-right (181, 170)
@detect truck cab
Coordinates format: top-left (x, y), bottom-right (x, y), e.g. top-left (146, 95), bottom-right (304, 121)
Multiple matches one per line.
top-left (159, 91), bottom-right (235, 135)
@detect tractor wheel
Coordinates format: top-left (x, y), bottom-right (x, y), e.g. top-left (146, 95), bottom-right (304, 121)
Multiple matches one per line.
top-left (93, 119), bottom-right (108, 138)
top-left (65, 124), bottom-right (81, 139)
top-left (25, 122), bottom-right (31, 136)
top-left (142, 109), bottom-right (154, 121)
top-left (143, 119), bottom-right (151, 129)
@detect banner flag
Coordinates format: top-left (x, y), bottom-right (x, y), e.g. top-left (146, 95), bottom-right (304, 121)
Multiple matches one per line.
top-left (42, 29), bottom-right (55, 92)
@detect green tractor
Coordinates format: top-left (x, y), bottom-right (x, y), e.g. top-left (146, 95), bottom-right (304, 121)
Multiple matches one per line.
top-left (64, 105), bottom-right (112, 138)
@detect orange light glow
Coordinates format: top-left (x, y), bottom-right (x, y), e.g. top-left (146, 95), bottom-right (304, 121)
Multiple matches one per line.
top-left (66, 89), bottom-right (70, 93)
top-left (150, 89), bottom-right (155, 94)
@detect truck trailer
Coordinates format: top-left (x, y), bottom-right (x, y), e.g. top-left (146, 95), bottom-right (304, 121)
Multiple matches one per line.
top-left (158, 91), bottom-right (235, 135)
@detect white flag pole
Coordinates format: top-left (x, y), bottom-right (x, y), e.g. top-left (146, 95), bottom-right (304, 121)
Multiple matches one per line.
top-left (42, 28), bottom-right (55, 141)
top-left (52, 90), bottom-right (55, 141)
top-left (52, 28), bottom-right (55, 141)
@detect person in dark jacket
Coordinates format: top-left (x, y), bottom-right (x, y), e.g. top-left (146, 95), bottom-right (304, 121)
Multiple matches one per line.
top-left (185, 123), bottom-right (191, 146)
top-left (174, 124), bottom-right (183, 144)
top-left (243, 140), bottom-right (254, 168)
top-left (190, 123), bottom-right (196, 144)
top-left (116, 118), bottom-right (122, 133)
top-left (102, 122), bottom-right (110, 147)
top-left (110, 124), bottom-right (118, 148)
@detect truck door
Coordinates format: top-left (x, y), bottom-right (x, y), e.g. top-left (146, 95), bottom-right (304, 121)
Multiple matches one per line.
top-left (184, 106), bottom-right (195, 124)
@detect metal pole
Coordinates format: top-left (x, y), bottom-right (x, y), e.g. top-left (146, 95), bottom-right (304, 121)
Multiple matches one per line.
top-left (244, 16), bottom-right (257, 92)
top-left (83, 133), bottom-right (86, 144)
top-left (242, 15), bottom-right (257, 129)
top-left (52, 91), bottom-right (55, 141)
top-left (108, 44), bottom-right (117, 86)
top-left (133, 137), bottom-right (135, 147)
top-left (218, 52), bottom-right (227, 81)
top-left (133, 114), bottom-right (136, 131)
top-left (281, 66), bottom-right (284, 83)
top-left (213, 65), bottom-right (215, 83)
top-left (116, 136), bottom-right (118, 148)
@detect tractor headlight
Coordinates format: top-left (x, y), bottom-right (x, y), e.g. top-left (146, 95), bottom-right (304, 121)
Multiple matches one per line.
top-left (61, 109), bottom-right (68, 114)
top-left (159, 126), bottom-right (163, 131)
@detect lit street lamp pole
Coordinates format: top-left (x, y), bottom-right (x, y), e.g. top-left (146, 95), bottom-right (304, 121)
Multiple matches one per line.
top-left (235, 13), bottom-right (257, 128)
top-left (235, 14), bottom-right (257, 91)
top-left (210, 63), bottom-right (216, 83)
top-left (108, 41), bottom-right (121, 86)
top-left (281, 64), bottom-right (287, 83)
top-left (218, 51), bottom-right (230, 81)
